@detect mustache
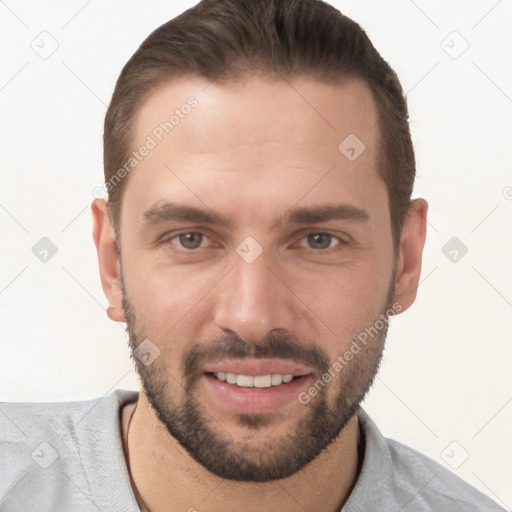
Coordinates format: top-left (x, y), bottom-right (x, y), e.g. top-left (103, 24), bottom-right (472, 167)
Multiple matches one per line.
top-left (183, 329), bottom-right (331, 379)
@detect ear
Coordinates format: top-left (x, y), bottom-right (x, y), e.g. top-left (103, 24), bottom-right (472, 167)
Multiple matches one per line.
top-left (91, 198), bottom-right (125, 322)
top-left (392, 198), bottom-right (428, 313)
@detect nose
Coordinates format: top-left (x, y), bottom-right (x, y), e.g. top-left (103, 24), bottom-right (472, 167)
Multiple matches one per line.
top-left (213, 249), bottom-right (297, 343)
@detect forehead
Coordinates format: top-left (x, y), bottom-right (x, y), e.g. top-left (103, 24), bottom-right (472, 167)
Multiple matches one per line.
top-left (133, 74), bottom-right (379, 158)
top-left (122, 75), bottom-right (384, 228)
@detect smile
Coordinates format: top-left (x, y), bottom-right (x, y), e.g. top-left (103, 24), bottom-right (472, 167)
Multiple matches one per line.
top-left (212, 372), bottom-right (295, 388)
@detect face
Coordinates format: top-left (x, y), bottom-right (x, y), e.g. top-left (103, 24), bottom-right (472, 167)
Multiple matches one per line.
top-left (117, 76), bottom-right (398, 481)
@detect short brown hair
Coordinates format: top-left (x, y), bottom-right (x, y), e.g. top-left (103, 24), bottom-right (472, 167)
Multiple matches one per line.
top-left (104, 0), bottom-right (415, 252)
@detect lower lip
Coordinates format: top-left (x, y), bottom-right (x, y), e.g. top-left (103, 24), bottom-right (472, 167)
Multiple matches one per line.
top-left (201, 373), bottom-right (310, 415)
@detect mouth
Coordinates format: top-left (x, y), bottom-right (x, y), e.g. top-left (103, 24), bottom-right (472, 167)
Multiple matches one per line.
top-left (209, 371), bottom-right (296, 388)
top-left (200, 359), bottom-right (313, 415)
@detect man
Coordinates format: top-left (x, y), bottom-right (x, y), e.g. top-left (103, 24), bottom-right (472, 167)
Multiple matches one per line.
top-left (0, 0), bottom-right (506, 510)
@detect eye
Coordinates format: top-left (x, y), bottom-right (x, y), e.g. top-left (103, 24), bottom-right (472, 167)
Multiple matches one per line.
top-left (168, 232), bottom-right (208, 250)
top-left (298, 233), bottom-right (343, 250)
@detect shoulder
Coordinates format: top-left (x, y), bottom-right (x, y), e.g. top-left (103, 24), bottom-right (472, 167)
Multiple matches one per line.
top-left (386, 438), bottom-right (505, 511)
top-left (344, 409), bottom-right (506, 512)
top-left (0, 389), bottom-right (137, 448)
top-left (0, 389), bottom-right (139, 511)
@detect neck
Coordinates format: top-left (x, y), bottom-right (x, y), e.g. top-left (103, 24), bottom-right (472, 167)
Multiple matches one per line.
top-left (122, 392), bottom-right (360, 512)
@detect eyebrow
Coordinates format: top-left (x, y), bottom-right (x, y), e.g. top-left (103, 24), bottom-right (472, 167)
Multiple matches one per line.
top-left (142, 201), bottom-right (369, 229)
top-left (282, 203), bottom-right (369, 227)
top-left (143, 203), bottom-right (230, 227)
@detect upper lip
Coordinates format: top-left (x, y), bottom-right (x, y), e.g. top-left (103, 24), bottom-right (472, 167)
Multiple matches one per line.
top-left (202, 358), bottom-right (312, 377)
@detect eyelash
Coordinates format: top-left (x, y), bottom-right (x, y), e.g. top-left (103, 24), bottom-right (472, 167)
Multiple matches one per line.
top-left (160, 231), bottom-right (348, 252)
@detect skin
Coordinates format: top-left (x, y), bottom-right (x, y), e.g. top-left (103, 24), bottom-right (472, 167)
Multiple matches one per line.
top-left (92, 76), bottom-right (427, 511)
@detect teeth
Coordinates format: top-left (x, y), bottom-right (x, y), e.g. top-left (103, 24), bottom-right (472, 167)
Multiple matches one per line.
top-left (237, 374), bottom-right (254, 387)
top-left (271, 374), bottom-right (282, 386)
top-left (253, 375), bottom-right (271, 388)
top-left (213, 372), bottom-right (295, 387)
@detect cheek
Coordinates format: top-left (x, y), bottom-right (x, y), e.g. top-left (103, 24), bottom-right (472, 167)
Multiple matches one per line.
top-left (125, 265), bottom-right (212, 382)
top-left (126, 262), bottom-right (218, 339)
top-left (290, 261), bottom-right (392, 351)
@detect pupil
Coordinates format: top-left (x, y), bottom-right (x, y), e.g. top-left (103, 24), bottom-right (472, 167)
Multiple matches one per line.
top-left (180, 233), bottom-right (202, 249)
top-left (308, 233), bottom-right (331, 249)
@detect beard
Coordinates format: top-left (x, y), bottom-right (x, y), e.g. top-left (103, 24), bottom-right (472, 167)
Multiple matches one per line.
top-left (122, 275), bottom-right (396, 483)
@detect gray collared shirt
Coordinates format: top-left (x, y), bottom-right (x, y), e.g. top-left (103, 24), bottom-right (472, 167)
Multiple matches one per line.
top-left (0, 390), bottom-right (505, 511)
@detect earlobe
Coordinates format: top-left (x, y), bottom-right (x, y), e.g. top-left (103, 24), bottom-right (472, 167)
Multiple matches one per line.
top-left (392, 198), bottom-right (428, 313)
top-left (91, 199), bottom-right (126, 322)
top-left (107, 305), bottom-right (124, 322)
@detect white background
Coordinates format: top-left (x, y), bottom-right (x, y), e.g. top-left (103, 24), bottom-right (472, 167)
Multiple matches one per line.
top-left (1, 0), bottom-right (511, 507)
